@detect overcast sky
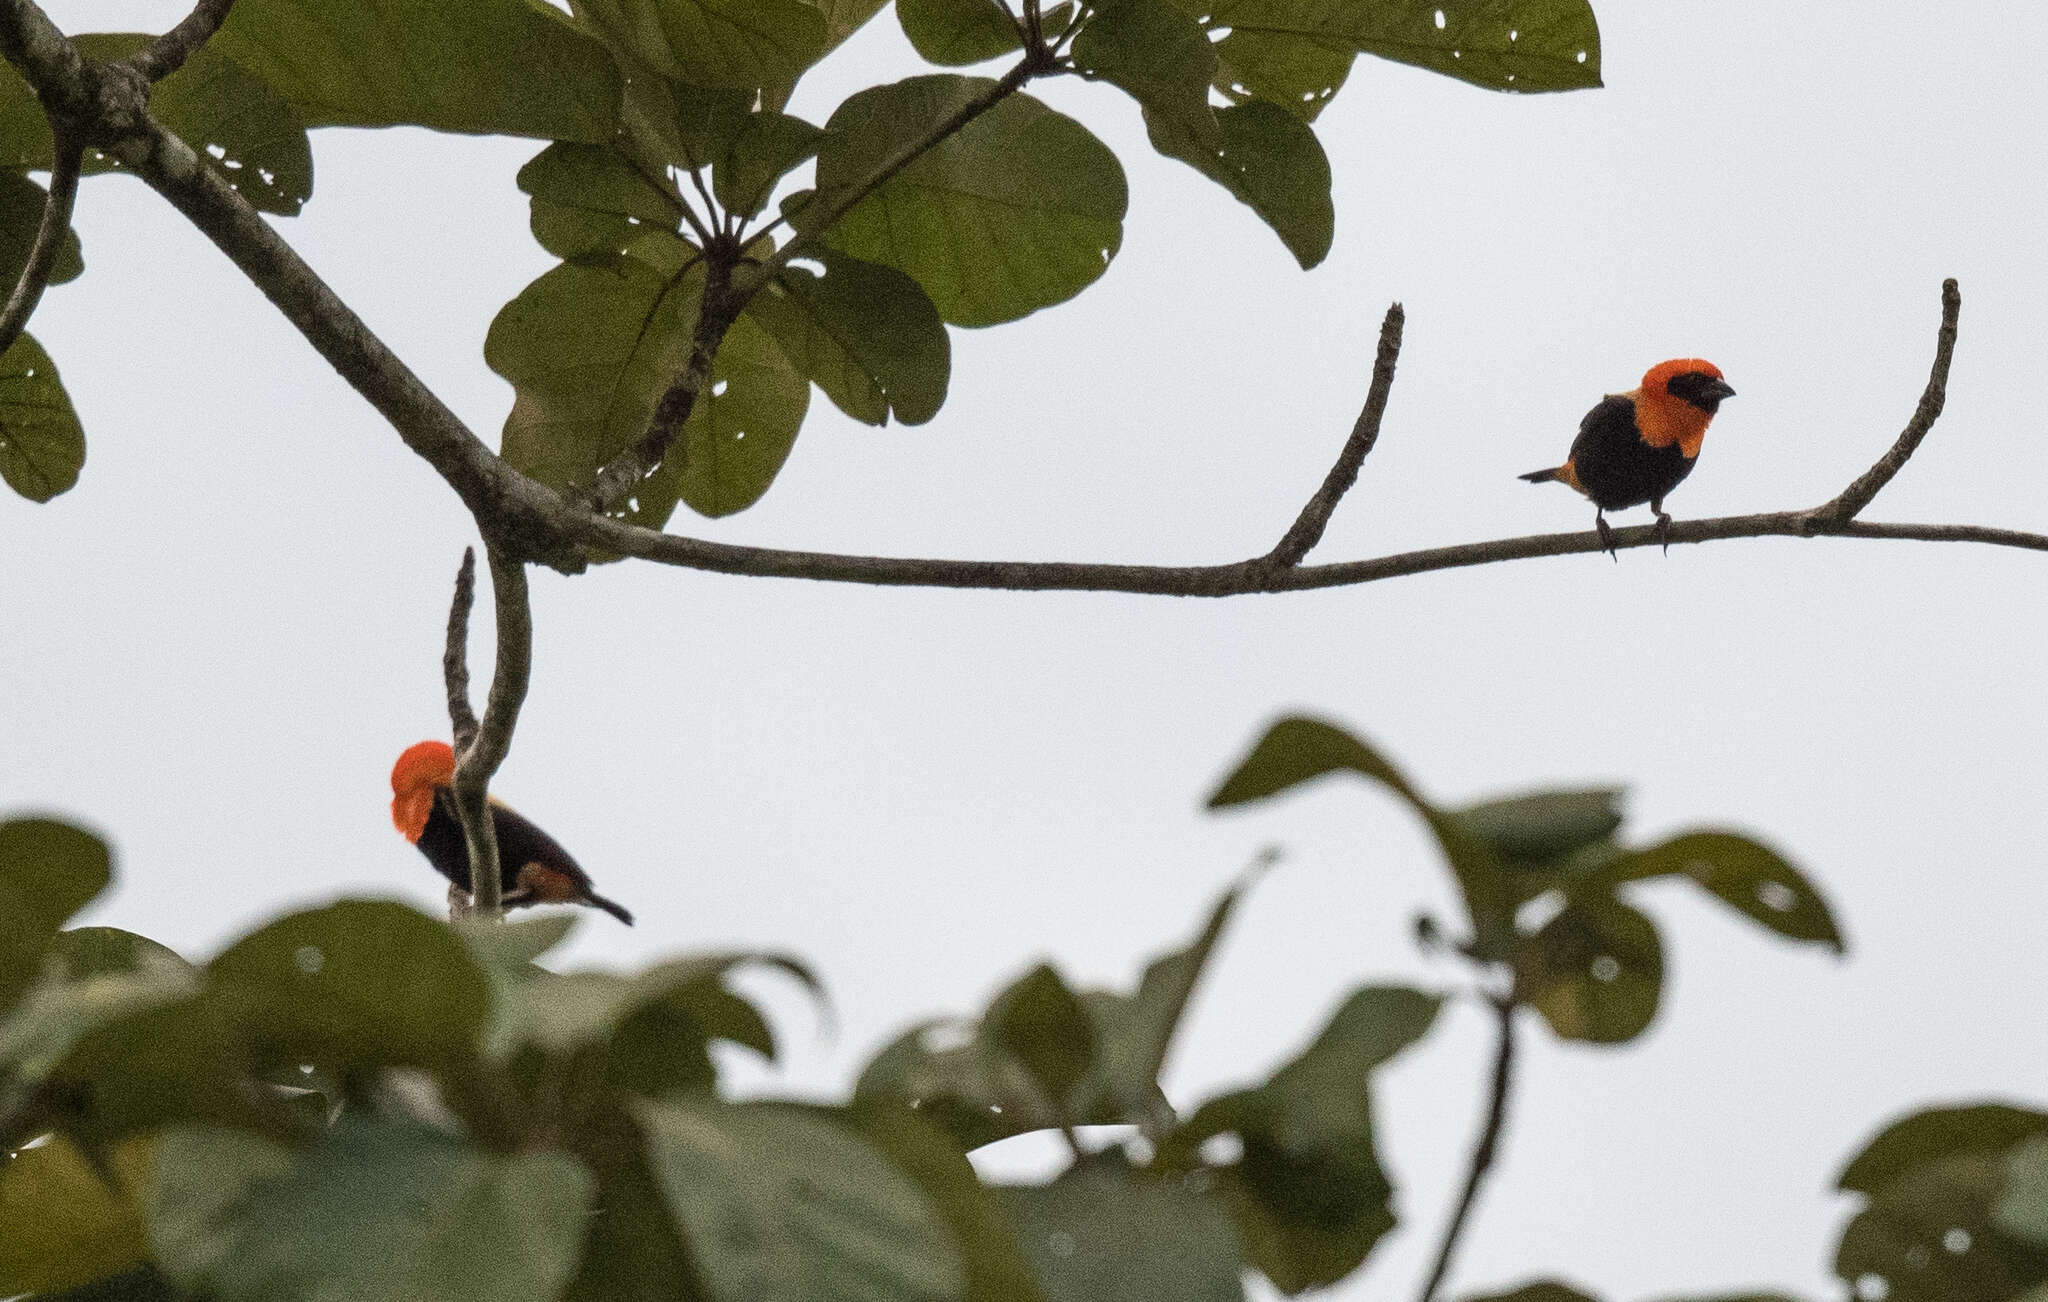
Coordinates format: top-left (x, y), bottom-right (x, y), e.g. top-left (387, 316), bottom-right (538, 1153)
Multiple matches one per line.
top-left (6, 2), bottom-right (2046, 1298)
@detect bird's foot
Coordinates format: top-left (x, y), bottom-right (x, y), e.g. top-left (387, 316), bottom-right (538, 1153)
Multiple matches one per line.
top-left (1596, 513), bottom-right (1618, 561)
top-left (1654, 509), bottom-right (1673, 554)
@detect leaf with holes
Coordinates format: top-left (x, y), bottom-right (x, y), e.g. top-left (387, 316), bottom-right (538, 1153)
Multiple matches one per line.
top-left (574, 0), bottom-right (828, 89)
top-left (1608, 831), bottom-right (1844, 954)
top-left (809, 76), bottom-right (1127, 326)
top-left (897, 0), bottom-right (1022, 65)
top-left (210, 0), bottom-right (619, 139)
top-left (1211, 30), bottom-right (1353, 122)
top-left (744, 248), bottom-right (950, 425)
top-left (0, 333), bottom-right (83, 502)
top-left (1182, 0), bottom-right (1600, 95)
top-left (637, 1097), bottom-right (962, 1302)
top-left (518, 141), bottom-right (684, 261)
top-left (1144, 99), bottom-right (1333, 268)
top-left (999, 1154), bottom-right (1243, 1302)
top-left (0, 171), bottom-right (82, 286)
top-left (1514, 895), bottom-right (1662, 1043)
top-left (714, 112), bottom-right (825, 218)
top-left (1832, 1134), bottom-right (2048, 1302)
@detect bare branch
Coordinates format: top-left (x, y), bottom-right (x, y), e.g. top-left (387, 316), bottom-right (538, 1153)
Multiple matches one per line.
top-left (1418, 995), bottom-right (1518, 1302)
top-left (449, 549), bottom-right (533, 920)
top-left (1264, 302), bottom-right (1404, 568)
top-left (125, 0), bottom-right (237, 82)
top-left (443, 547), bottom-right (480, 754)
top-left (0, 125), bottom-right (79, 358)
top-left (1811, 278), bottom-right (1961, 525)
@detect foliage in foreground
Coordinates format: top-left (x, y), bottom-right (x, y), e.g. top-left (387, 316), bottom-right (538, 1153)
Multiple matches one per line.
top-left (3, 718), bottom-right (2030, 1302)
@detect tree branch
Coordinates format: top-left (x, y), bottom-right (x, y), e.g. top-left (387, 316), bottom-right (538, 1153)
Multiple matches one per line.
top-left (443, 547), bottom-right (480, 754)
top-left (1809, 277), bottom-right (1961, 525)
top-left (0, 123), bottom-right (79, 358)
top-left (125, 0), bottom-right (237, 82)
top-left (1418, 995), bottom-right (1518, 1302)
top-left (1264, 302), bottom-right (1404, 568)
top-left (449, 548), bottom-right (533, 920)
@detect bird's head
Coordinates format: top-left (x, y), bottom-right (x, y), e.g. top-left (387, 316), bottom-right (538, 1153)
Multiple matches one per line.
top-left (1643, 359), bottom-right (1736, 415)
top-left (390, 739), bottom-right (456, 844)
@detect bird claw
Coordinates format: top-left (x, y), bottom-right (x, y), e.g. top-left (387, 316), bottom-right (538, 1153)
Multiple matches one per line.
top-left (1596, 513), bottom-right (1618, 561)
top-left (1654, 510), bottom-right (1673, 554)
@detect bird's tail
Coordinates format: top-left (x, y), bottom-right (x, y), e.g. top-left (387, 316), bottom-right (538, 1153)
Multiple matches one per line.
top-left (1518, 467), bottom-right (1562, 484)
top-left (585, 892), bottom-right (636, 926)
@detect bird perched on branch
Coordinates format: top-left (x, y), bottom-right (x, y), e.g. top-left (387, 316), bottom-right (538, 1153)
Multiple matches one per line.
top-left (1519, 359), bottom-right (1736, 558)
top-left (389, 740), bottom-right (634, 924)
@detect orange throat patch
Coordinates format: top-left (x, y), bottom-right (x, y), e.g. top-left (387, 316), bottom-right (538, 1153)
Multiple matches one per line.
top-left (1628, 389), bottom-right (1713, 458)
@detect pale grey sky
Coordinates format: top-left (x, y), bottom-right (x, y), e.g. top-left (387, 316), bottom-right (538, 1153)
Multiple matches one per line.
top-left (5, 3), bottom-right (2046, 1298)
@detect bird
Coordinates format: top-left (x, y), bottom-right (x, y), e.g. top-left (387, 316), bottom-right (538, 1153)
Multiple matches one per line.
top-left (1519, 358), bottom-right (1736, 559)
top-left (389, 740), bottom-right (634, 924)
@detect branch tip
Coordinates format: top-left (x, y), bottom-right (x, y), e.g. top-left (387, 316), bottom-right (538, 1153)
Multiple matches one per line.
top-left (126, 0), bottom-right (238, 82)
top-left (1813, 277), bottom-right (1961, 525)
top-left (443, 547), bottom-right (479, 753)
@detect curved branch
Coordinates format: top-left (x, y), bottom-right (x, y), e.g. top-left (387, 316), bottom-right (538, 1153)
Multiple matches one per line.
top-left (1264, 302), bottom-right (1404, 568)
top-left (1418, 996), bottom-right (1518, 1302)
top-left (1811, 277), bottom-right (1961, 524)
top-left (442, 547), bottom-right (480, 753)
top-left (449, 548), bottom-right (533, 920)
top-left (0, 124), bottom-right (79, 358)
top-left (126, 0), bottom-right (237, 82)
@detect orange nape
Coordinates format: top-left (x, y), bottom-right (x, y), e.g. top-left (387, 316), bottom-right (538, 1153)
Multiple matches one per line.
top-left (387, 738), bottom-right (634, 925)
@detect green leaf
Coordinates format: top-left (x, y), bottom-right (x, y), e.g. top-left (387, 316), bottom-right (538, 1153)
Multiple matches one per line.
top-left (999, 1154), bottom-right (1244, 1302)
top-left (744, 248), bottom-right (950, 426)
top-left (210, 0), bottom-right (621, 139)
top-left (897, 0), bottom-right (1022, 65)
top-left (1161, 985), bottom-right (1441, 1293)
top-left (0, 816), bottom-right (109, 948)
top-left (811, 0), bottom-right (893, 50)
top-left (715, 112), bottom-right (825, 219)
top-left (1451, 789), bottom-right (1624, 867)
top-left (207, 899), bottom-right (490, 1072)
top-left (0, 936), bottom-right (199, 1079)
top-left (150, 1118), bottom-right (594, 1302)
top-left (1833, 1142), bottom-right (2048, 1302)
top-left (574, 0), bottom-right (829, 89)
top-left (621, 75), bottom-right (756, 172)
top-left (810, 76), bottom-right (1127, 326)
top-left (1211, 30), bottom-right (1353, 121)
top-left (1074, 0), bottom-right (1217, 135)
top-left (1187, 0), bottom-right (1601, 95)
top-left (451, 912), bottom-right (579, 976)
top-left (41, 993), bottom-right (260, 1146)
top-left (489, 247), bottom-right (702, 496)
top-left (636, 1097), bottom-right (962, 1302)
top-left (518, 142), bottom-right (683, 261)
top-left (1841, 1105), bottom-right (2048, 1196)
top-left (1462, 1284), bottom-right (1603, 1302)
top-left (1609, 831), bottom-right (1845, 954)
top-left (0, 1134), bottom-right (152, 1296)
top-left (0, 171), bottom-right (82, 286)
top-left (634, 308), bottom-right (811, 521)
top-left (1998, 1138), bottom-right (2048, 1248)
top-left (1206, 716), bottom-right (1514, 957)
top-left (1144, 99), bottom-right (1333, 268)
top-left (986, 963), bottom-right (1098, 1108)
top-left (0, 332), bottom-right (82, 502)
top-left (1514, 896), bottom-right (1663, 1044)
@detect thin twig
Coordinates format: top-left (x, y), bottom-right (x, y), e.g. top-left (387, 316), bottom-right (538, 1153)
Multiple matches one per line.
top-left (449, 548), bottom-right (533, 920)
top-left (442, 547), bottom-right (479, 753)
top-left (1265, 302), bottom-right (1404, 568)
top-left (0, 124), bottom-right (79, 358)
top-left (125, 0), bottom-right (236, 81)
top-left (1418, 995), bottom-right (1519, 1302)
top-left (1810, 278), bottom-right (1961, 525)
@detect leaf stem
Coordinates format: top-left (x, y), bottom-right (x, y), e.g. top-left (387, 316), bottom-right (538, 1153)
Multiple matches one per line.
top-left (1417, 994), bottom-right (1518, 1302)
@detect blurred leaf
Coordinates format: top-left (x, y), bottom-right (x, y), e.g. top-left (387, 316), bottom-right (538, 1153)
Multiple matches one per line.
top-left (1998, 1138), bottom-right (2048, 1247)
top-left (559, 1117), bottom-right (703, 1302)
top-left (1462, 1284), bottom-right (1603, 1302)
top-left (1144, 98), bottom-right (1332, 268)
top-left (1834, 1144), bottom-right (2048, 1302)
top-left (0, 940), bottom-right (199, 1078)
top-left (518, 142), bottom-right (683, 261)
top-left (207, 900), bottom-right (490, 1072)
top-left (1210, 30), bottom-right (1353, 121)
top-left (631, 308), bottom-right (811, 521)
top-left (1207, 716), bottom-right (1514, 955)
top-left (855, 1019), bottom-right (1065, 1151)
top-left (715, 112), bottom-right (824, 218)
top-left (1514, 896), bottom-right (1662, 1044)
top-left (43, 993), bottom-right (261, 1146)
top-left (1640, 1295), bottom-right (1804, 1302)
top-left (637, 1097), bottom-right (961, 1302)
top-left (986, 963), bottom-right (1098, 1108)
top-left (0, 332), bottom-right (83, 501)
top-left (451, 912), bottom-right (579, 977)
top-left (1610, 831), bottom-right (1844, 954)
top-left (0, 1134), bottom-right (151, 1296)
top-left (999, 1153), bottom-right (1243, 1302)
top-left (0, 170), bottom-right (82, 285)
top-left (1452, 789), bottom-right (1623, 868)
top-left (1841, 1105), bottom-right (2048, 1195)
top-left (1180, 0), bottom-right (1601, 94)
top-left (743, 248), bottom-right (949, 426)
top-left (810, 76), bottom-right (1126, 326)
top-left (37, 1265), bottom-right (185, 1300)
top-left (897, 0), bottom-right (1021, 65)
top-left (0, 816), bottom-right (109, 947)
top-left (150, 1118), bottom-right (593, 1302)
top-left (49, 928), bottom-right (192, 982)
top-left (210, 0), bottom-right (620, 138)
top-left (574, 0), bottom-right (829, 89)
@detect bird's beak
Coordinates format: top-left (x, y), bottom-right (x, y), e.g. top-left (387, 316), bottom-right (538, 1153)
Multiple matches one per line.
top-left (1705, 379), bottom-right (1736, 400)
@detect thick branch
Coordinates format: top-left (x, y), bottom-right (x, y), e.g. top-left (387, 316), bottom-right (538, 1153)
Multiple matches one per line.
top-left (1812, 277), bottom-right (1960, 524)
top-left (0, 124), bottom-right (79, 357)
top-left (1264, 302), bottom-right (1404, 568)
top-left (1418, 996), bottom-right (1518, 1302)
top-left (443, 547), bottom-right (480, 753)
top-left (449, 549), bottom-right (533, 920)
top-left (126, 0), bottom-right (237, 82)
